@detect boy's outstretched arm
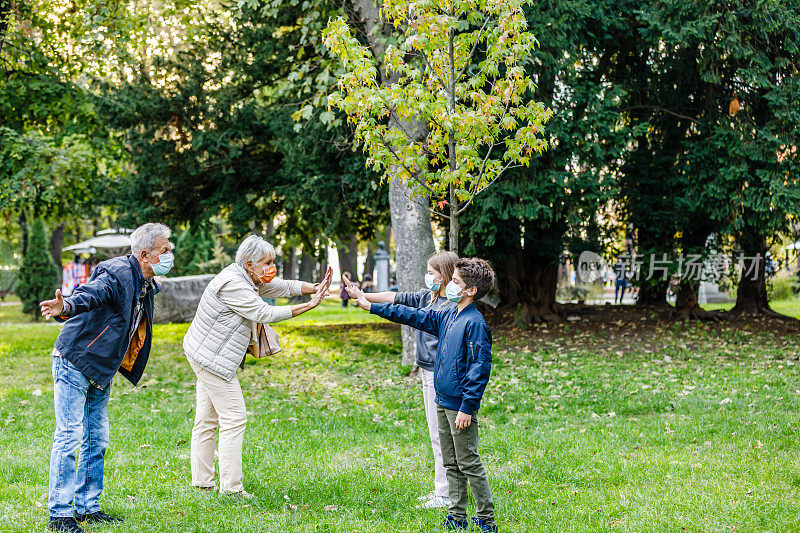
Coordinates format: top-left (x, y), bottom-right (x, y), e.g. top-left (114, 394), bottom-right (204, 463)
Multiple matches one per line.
top-left (347, 276), bottom-right (445, 337)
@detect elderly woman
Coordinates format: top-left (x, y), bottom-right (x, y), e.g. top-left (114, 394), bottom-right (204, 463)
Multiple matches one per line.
top-left (183, 235), bottom-right (331, 497)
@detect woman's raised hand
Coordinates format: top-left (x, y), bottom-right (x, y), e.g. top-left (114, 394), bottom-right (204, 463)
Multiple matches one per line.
top-left (318, 265), bottom-right (333, 292)
top-left (309, 286), bottom-right (328, 308)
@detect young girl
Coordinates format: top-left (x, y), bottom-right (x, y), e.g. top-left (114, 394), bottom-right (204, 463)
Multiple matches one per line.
top-left (360, 250), bottom-right (458, 509)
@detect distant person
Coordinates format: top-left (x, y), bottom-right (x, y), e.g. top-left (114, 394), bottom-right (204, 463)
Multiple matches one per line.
top-left (361, 273), bottom-right (375, 293)
top-left (183, 235), bottom-right (332, 498)
top-left (613, 260), bottom-right (629, 304)
top-left (765, 254), bottom-right (776, 278)
top-left (340, 271), bottom-right (353, 307)
top-left (794, 268), bottom-right (800, 295)
top-left (389, 276), bottom-right (399, 292)
top-left (39, 223), bottom-right (174, 533)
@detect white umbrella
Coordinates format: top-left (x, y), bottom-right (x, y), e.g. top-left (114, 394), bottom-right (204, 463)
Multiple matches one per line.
top-left (786, 242), bottom-right (800, 250)
top-left (63, 234), bottom-right (131, 252)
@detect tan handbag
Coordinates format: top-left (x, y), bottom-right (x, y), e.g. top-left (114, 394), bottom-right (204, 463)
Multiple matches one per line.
top-left (249, 323), bottom-right (281, 358)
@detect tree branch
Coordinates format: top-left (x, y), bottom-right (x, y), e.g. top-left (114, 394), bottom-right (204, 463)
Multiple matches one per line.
top-left (455, 15), bottom-right (491, 83)
top-left (455, 160), bottom-right (519, 216)
top-left (397, 185), bottom-right (450, 220)
top-left (622, 105), bottom-right (700, 125)
top-left (417, 49), bottom-right (448, 90)
top-left (378, 136), bottom-right (435, 196)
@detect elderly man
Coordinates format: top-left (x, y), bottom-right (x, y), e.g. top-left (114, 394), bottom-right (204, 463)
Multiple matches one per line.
top-left (39, 223), bottom-right (174, 533)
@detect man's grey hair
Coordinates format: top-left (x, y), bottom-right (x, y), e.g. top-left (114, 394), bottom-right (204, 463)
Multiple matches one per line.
top-left (130, 223), bottom-right (172, 256)
top-left (235, 235), bottom-right (276, 267)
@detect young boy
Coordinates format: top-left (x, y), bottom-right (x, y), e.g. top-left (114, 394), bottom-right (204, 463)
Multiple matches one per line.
top-left (346, 258), bottom-right (498, 532)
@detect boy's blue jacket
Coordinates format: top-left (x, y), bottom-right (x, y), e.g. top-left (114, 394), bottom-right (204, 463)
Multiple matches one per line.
top-left (54, 255), bottom-right (159, 389)
top-left (370, 301), bottom-right (492, 414)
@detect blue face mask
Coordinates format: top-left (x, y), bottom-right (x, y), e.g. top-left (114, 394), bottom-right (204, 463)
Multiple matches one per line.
top-left (445, 280), bottom-right (464, 303)
top-left (150, 251), bottom-right (174, 276)
top-left (424, 273), bottom-right (441, 291)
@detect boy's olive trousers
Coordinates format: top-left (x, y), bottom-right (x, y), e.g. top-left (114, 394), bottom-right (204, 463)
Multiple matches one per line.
top-left (437, 405), bottom-right (495, 525)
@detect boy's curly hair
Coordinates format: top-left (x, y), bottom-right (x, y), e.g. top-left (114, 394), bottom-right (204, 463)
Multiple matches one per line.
top-left (455, 258), bottom-right (495, 301)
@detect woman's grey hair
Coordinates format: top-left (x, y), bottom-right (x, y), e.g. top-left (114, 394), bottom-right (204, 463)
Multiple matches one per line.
top-left (235, 235), bottom-right (276, 267)
top-left (130, 223), bottom-right (172, 256)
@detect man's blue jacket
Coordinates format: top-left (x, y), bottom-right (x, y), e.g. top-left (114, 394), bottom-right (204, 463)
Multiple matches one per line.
top-left (54, 255), bottom-right (159, 389)
top-left (370, 301), bottom-right (492, 414)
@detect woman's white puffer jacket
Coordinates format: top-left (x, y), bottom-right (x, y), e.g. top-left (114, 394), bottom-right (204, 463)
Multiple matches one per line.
top-left (183, 263), bottom-right (303, 380)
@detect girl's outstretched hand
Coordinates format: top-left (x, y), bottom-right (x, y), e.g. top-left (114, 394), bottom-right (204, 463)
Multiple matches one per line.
top-left (342, 275), bottom-right (370, 310)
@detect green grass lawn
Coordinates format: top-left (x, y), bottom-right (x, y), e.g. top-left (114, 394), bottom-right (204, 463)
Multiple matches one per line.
top-left (0, 299), bottom-right (27, 323)
top-left (702, 296), bottom-right (800, 318)
top-left (1, 302), bottom-right (799, 531)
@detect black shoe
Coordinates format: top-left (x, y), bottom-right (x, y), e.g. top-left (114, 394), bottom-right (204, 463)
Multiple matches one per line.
top-left (74, 511), bottom-right (124, 524)
top-left (48, 517), bottom-right (84, 533)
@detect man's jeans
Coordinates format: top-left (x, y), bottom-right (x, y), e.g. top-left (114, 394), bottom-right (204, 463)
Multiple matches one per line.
top-left (48, 356), bottom-right (111, 518)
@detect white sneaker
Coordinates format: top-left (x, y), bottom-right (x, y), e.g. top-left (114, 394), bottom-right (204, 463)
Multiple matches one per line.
top-left (416, 491), bottom-right (436, 502)
top-left (221, 489), bottom-right (255, 500)
top-left (416, 496), bottom-right (451, 509)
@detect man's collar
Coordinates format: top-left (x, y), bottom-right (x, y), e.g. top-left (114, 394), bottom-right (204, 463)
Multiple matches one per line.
top-left (129, 254), bottom-right (146, 283)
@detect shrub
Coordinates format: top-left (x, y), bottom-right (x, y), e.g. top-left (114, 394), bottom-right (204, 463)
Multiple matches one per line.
top-left (16, 218), bottom-right (58, 320)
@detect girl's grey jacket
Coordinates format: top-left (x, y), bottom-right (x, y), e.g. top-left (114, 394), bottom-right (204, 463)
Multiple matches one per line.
top-left (393, 290), bottom-right (455, 371)
top-left (183, 263), bottom-right (304, 381)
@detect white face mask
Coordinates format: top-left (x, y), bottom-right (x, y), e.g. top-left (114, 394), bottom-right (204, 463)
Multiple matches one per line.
top-left (445, 280), bottom-right (464, 303)
top-left (424, 273), bottom-right (441, 291)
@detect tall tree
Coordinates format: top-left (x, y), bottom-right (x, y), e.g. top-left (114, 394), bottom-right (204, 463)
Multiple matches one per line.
top-left (324, 0), bottom-right (551, 254)
top-left (0, 0), bottom-right (129, 271)
top-left (462, 0), bottom-right (634, 323)
top-left (630, 0), bottom-right (800, 317)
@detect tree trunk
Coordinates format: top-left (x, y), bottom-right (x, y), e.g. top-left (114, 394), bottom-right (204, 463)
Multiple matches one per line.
top-left (389, 181), bottom-right (435, 364)
top-left (50, 223), bottom-right (64, 285)
top-left (518, 260), bottom-right (561, 324)
top-left (283, 246), bottom-right (297, 279)
top-left (672, 280), bottom-right (721, 321)
top-left (635, 278), bottom-right (670, 308)
top-left (449, 184), bottom-right (459, 253)
top-left (730, 256), bottom-right (772, 315)
top-left (293, 252), bottom-right (314, 303)
top-left (349, 0), bottom-right (435, 365)
top-left (317, 247), bottom-right (328, 283)
top-left (447, 27), bottom-right (459, 254)
top-left (727, 233), bottom-right (786, 318)
top-left (298, 252), bottom-right (315, 281)
top-left (336, 235), bottom-right (359, 282)
top-left (363, 245), bottom-right (375, 281)
top-left (74, 219), bottom-right (82, 244)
